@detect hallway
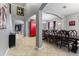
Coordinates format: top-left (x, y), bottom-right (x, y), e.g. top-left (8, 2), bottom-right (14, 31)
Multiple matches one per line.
top-left (6, 34), bottom-right (79, 56)
top-left (0, 3), bottom-right (79, 56)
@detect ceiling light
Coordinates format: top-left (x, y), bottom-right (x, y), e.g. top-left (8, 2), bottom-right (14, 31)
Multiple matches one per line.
top-left (62, 6), bottom-right (67, 8)
top-left (58, 23), bottom-right (61, 25)
top-left (42, 21), bottom-right (46, 23)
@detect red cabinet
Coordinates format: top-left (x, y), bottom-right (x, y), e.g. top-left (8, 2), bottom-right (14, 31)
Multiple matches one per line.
top-left (29, 19), bottom-right (36, 37)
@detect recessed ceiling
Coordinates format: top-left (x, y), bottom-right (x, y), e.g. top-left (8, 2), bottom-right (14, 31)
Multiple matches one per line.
top-left (43, 3), bottom-right (79, 16)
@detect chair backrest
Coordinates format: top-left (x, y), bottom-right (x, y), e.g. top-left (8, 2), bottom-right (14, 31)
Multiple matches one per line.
top-left (58, 30), bottom-right (69, 41)
top-left (58, 30), bottom-right (68, 36)
top-left (69, 30), bottom-right (77, 38)
top-left (73, 30), bottom-right (77, 38)
top-left (51, 30), bottom-right (58, 35)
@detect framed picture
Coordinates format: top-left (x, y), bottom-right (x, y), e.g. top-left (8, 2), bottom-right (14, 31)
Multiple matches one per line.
top-left (0, 4), bottom-right (7, 29)
top-left (17, 6), bottom-right (24, 16)
top-left (69, 20), bottom-right (75, 26)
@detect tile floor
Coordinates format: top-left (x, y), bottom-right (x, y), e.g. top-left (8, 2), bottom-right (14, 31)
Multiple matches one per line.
top-left (6, 34), bottom-right (79, 56)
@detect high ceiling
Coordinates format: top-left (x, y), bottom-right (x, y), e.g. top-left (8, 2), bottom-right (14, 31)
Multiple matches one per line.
top-left (25, 3), bottom-right (42, 18)
top-left (30, 13), bottom-right (56, 21)
top-left (12, 3), bottom-right (26, 7)
top-left (43, 3), bottom-right (79, 16)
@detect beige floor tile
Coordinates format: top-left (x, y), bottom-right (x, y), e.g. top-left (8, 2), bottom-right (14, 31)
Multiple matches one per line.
top-left (6, 34), bottom-right (79, 56)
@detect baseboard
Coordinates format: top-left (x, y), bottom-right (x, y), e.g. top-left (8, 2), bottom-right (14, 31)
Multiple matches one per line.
top-left (4, 48), bottom-right (9, 56)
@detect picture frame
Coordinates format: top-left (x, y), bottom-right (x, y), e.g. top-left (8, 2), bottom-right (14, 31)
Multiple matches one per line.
top-left (69, 20), bottom-right (75, 26)
top-left (17, 6), bottom-right (24, 16)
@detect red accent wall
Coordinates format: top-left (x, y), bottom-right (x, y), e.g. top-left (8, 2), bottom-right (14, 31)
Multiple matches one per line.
top-left (29, 19), bottom-right (36, 37)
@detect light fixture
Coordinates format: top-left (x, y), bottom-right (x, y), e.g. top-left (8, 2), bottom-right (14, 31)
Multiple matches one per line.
top-left (58, 23), bottom-right (61, 25)
top-left (62, 6), bottom-right (67, 8)
top-left (42, 21), bottom-right (46, 23)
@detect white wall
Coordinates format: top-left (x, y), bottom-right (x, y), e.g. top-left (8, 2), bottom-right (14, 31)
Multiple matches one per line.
top-left (11, 4), bottom-right (26, 33)
top-left (45, 17), bottom-right (65, 30)
top-left (0, 29), bottom-right (9, 55)
top-left (0, 13), bottom-right (13, 55)
top-left (11, 4), bottom-right (25, 20)
top-left (0, 4), bottom-right (25, 56)
top-left (66, 13), bottom-right (79, 35)
top-left (42, 21), bottom-right (48, 30)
